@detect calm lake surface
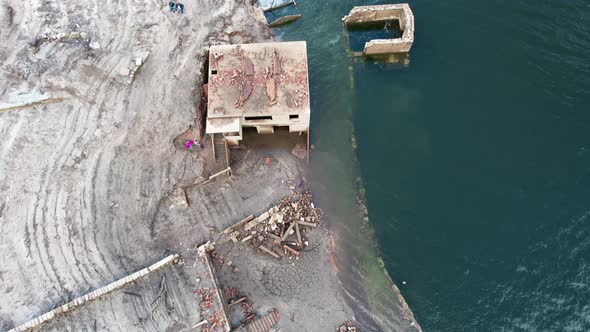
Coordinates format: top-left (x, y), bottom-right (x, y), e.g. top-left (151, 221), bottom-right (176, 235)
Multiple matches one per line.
top-left (267, 0), bottom-right (590, 330)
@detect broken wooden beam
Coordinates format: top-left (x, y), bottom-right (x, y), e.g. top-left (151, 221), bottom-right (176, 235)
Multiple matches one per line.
top-left (280, 223), bottom-right (296, 241)
top-left (244, 209), bottom-right (273, 231)
top-left (268, 14), bottom-right (302, 28)
top-left (259, 245), bottom-right (280, 259)
top-left (228, 232), bottom-right (239, 243)
top-left (241, 235), bottom-right (254, 243)
top-left (200, 167), bottom-right (232, 186)
top-left (228, 297), bottom-right (247, 307)
top-left (192, 319), bottom-right (208, 329)
top-left (221, 215), bottom-right (255, 234)
top-left (263, 0), bottom-right (295, 12)
top-left (283, 245), bottom-right (300, 256)
top-left (295, 223), bottom-right (303, 248)
top-left (267, 232), bottom-right (282, 243)
top-left (297, 220), bottom-right (317, 228)
top-left (209, 167), bottom-right (232, 181)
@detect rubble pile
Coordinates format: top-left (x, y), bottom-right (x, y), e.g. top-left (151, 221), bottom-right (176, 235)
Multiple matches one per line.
top-left (195, 285), bottom-right (229, 332)
top-left (337, 321), bottom-right (359, 332)
top-left (222, 191), bottom-right (322, 260)
top-left (194, 242), bottom-right (231, 332)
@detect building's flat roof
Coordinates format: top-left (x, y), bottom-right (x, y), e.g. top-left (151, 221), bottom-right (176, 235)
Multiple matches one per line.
top-left (207, 41), bottom-right (310, 119)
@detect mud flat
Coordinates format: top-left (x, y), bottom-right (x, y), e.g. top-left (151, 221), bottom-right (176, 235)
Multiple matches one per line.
top-left (0, 0), bottom-right (424, 330)
top-left (0, 0), bottom-right (359, 330)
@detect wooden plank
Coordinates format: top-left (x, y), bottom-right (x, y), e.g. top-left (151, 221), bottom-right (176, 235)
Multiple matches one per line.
top-left (228, 297), bottom-right (247, 307)
top-left (192, 320), bottom-right (208, 328)
top-left (268, 14), bottom-right (302, 28)
top-left (209, 167), bottom-right (232, 181)
top-left (295, 223), bottom-right (302, 247)
top-left (259, 245), bottom-right (280, 259)
top-left (221, 215), bottom-right (255, 234)
top-left (244, 210), bottom-right (271, 230)
top-left (263, 0), bottom-right (295, 12)
top-left (199, 167), bottom-right (231, 186)
top-left (297, 220), bottom-right (317, 228)
top-left (280, 223), bottom-right (295, 241)
top-left (267, 233), bottom-right (281, 243)
top-left (283, 245), bottom-right (300, 256)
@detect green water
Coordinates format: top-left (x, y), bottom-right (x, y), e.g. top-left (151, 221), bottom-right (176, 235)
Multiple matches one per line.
top-left (267, 0), bottom-right (590, 330)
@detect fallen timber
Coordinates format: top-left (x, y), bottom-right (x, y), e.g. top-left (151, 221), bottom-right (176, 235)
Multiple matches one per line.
top-left (263, 0), bottom-right (296, 12)
top-left (9, 254), bottom-right (179, 332)
top-left (268, 14), bottom-right (302, 28)
top-left (0, 97), bottom-right (66, 114)
top-left (195, 166), bottom-right (232, 187)
top-left (222, 215), bottom-right (255, 235)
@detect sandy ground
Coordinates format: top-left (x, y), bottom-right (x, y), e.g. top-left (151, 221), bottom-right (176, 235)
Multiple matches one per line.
top-left (0, 0), bottom-right (353, 330)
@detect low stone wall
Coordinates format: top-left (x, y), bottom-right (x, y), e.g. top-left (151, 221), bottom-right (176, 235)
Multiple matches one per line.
top-left (342, 3), bottom-right (414, 55)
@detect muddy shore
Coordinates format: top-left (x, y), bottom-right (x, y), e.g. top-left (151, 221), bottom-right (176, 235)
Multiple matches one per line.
top-left (0, 0), bottom-right (359, 330)
top-left (0, 0), bottom-right (426, 330)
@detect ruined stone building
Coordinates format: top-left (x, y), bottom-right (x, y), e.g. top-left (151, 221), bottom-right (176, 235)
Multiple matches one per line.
top-left (205, 41), bottom-right (310, 146)
top-left (343, 3), bottom-right (415, 55)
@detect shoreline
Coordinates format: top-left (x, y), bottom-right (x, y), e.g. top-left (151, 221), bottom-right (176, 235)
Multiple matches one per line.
top-left (0, 0), bottom-right (419, 330)
top-left (0, 0), bottom-right (353, 330)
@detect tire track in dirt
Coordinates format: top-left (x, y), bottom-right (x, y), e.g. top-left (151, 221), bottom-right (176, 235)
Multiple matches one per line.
top-left (1, 0), bottom-right (273, 328)
top-left (90, 151), bottom-right (117, 279)
top-left (36, 108), bottom-right (85, 300)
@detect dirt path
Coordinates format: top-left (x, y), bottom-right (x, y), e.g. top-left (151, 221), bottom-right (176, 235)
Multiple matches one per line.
top-left (0, 0), bottom-right (290, 330)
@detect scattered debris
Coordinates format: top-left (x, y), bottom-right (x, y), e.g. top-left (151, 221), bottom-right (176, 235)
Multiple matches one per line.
top-left (119, 50), bottom-right (150, 84)
top-left (222, 191), bottom-right (322, 261)
top-left (228, 297), bottom-right (247, 307)
top-left (195, 242), bottom-right (232, 332)
top-left (197, 167), bottom-right (232, 186)
top-left (88, 41), bottom-right (101, 50)
top-left (168, 187), bottom-right (189, 208)
top-left (337, 321), bottom-right (359, 332)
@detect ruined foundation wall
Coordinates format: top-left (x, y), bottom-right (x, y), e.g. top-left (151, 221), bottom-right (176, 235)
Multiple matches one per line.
top-left (343, 8), bottom-right (405, 25)
top-left (342, 4), bottom-right (415, 55)
top-left (364, 39), bottom-right (413, 55)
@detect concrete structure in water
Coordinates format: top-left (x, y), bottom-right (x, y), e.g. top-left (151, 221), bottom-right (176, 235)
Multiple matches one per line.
top-left (342, 3), bottom-right (415, 55)
top-left (205, 41), bottom-right (310, 146)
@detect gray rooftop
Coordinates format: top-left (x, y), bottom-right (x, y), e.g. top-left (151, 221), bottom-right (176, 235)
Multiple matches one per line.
top-left (207, 41), bottom-right (310, 119)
